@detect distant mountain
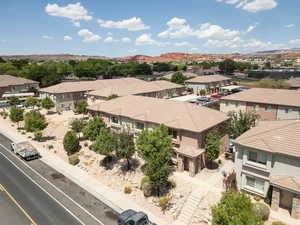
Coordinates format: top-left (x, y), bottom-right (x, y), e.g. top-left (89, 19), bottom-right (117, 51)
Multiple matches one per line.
top-left (251, 48), bottom-right (300, 55)
top-left (0, 54), bottom-right (108, 62)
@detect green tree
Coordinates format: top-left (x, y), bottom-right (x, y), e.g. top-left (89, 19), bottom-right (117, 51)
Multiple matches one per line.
top-left (171, 72), bottom-right (187, 85)
top-left (9, 96), bottom-right (21, 106)
top-left (63, 131), bottom-right (80, 155)
top-left (228, 110), bottom-right (258, 139)
top-left (0, 57), bottom-right (5, 63)
top-left (34, 131), bottom-right (43, 141)
top-left (24, 110), bottom-right (48, 132)
top-left (137, 125), bottom-right (173, 195)
top-left (92, 129), bottom-right (117, 156)
top-left (212, 190), bottom-right (263, 225)
top-left (204, 131), bottom-right (221, 168)
top-left (70, 119), bottom-right (86, 138)
top-left (83, 116), bottom-right (106, 141)
top-left (25, 96), bottom-right (38, 108)
top-left (219, 59), bottom-right (236, 74)
top-left (41, 97), bottom-right (55, 112)
top-left (9, 107), bottom-right (24, 128)
top-left (199, 89), bottom-right (206, 96)
top-left (116, 132), bottom-right (135, 170)
top-left (74, 100), bottom-right (88, 115)
top-left (106, 94), bottom-right (119, 100)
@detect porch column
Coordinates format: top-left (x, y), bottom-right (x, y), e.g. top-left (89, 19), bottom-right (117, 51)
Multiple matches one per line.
top-left (189, 158), bottom-right (196, 177)
top-left (291, 194), bottom-right (300, 219)
top-left (271, 187), bottom-right (280, 211)
top-left (177, 155), bottom-right (184, 172)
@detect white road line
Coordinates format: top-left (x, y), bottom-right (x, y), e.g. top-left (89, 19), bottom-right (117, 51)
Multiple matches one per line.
top-left (0, 142), bottom-right (105, 225)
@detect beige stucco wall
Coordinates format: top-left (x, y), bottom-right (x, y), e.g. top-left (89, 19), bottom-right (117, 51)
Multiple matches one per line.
top-left (220, 100), bottom-right (247, 114)
top-left (277, 106), bottom-right (300, 120)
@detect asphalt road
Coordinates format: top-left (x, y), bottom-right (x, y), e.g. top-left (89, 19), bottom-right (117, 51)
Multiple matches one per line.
top-left (0, 132), bottom-right (119, 225)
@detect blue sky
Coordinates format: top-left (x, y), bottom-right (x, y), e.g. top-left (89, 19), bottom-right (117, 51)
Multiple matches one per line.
top-left (0, 0), bottom-right (299, 57)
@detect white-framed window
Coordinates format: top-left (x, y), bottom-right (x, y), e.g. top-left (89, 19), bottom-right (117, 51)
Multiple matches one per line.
top-left (246, 176), bottom-right (265, 192)
top-left (254, 104), bottom-right (260, 111)
top-left (135, 122), bottom-right (144, 130)
top-left (225, 101), bottom-right (229, 106)
top-left (265, 105), bottom-right (272, 112)
top-left (235, 102), bottom-right (239, 108)
top-left (248, 150), bottom-right (267, 165)
top-left (168, 128), bottom-right (178, 139)
top-left (111, 116), bottom-right (119, 124)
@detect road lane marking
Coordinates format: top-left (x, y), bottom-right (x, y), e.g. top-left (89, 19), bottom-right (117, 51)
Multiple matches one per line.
top-left (0, 142), bottom-right (105, 225)
top-left (0, 183), bottom-right (37, 225)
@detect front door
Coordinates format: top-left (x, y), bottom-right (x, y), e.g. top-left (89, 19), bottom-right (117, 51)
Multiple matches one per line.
top-left (280, 190), bottom-right (293, 211)
top-left (183, 157), bottom-right (189, 171)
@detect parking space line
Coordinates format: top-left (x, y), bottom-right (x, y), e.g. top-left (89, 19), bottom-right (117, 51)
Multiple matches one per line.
top-left (0, 183), bottom-right (37, 225)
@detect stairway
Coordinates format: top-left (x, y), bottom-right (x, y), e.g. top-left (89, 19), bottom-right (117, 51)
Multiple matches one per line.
top-left (173, 191), bottom-right (203, 225)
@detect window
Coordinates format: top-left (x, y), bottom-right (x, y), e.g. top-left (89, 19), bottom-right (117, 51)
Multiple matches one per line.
top-left (136, 122), bottom-right (144, 130)
top-left (248, 151), bottom-right (267, 165)
top-left (168, 129), bottom-right (178, 139)
top-left (225, 102), bottom-right (229, 106)
top-left (111, 116), bottom-right (119, 124)
top-left (246, 176), bottom-right (264, 191)
top-left (235, 102), bottom-right (239, 108)
top-left (254, 104), bottom-right (260, 111)
top-left (265, 105), bottom-right (272, 112)
top-left (137, 217), bottom-right (148, 225)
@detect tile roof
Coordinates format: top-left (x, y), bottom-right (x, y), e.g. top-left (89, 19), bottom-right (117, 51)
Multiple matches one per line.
top-left (221, 88), bottom-right (300, 107)
top-left (287, 77), bottom-right (300, 88)
top-left (235, 120), bottom-right (300, 158)
top-left (0, 75), bottom-right (39, 87)
top-left (270, 176), bottom-right (300, 193)
top-left (88, 80), bottom-right (183, 98)
top-left (185, 75), bottom-right (231, 84)
top-left (39, 78), bottom-right (147, 94)
top-left (88, 95), bottom-right (228, 133)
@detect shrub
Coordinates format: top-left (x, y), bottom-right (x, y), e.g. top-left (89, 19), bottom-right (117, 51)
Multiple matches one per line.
top-left (252, 202), bottom-right (270, 221)
top-left (68, 154), bottom-right (80, 165)
top-left (63, 131), bottom-right (80, 155)
top-left (140, 176), bottom-right (150, 188)
top-left (124, 186), bottom-right (132, 194)
top-left (34, 131), bottom-right (43, 141)
top-left (254, 195), bottom-right (262, 202)
top-left (142, 182), bottom-right (153, 197)
top-left (272, 222), bottom-right (287, 225)
top-left (24, 110), bottom-right (47, 132)
top-left (158, 195), bottom-right (172, 212)
top-left (21, 131), bottom-right (26, 135)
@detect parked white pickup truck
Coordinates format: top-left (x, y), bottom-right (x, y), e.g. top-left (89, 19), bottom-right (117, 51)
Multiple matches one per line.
top-left (11, 141), bottom-right (40, 161)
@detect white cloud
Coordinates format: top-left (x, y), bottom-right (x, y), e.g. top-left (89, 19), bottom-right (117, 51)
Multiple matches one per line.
top-left (128, 49), bottom-right (138, 53)
top-left (72, 21), bottom-right (81, 27)
top-left (135, 34), bottom-right (169, 46)
top-left (45, 2), bottom-right (92, 21)
top-left (42, 35), bottom-right (53, 39)
top-left (289, 39), bottom-right (300, 45)
top-left (191, 47), bottom-right (199, 51)
top-left (158, 17), bottom-right (240, 40)
top-left (204, 37), bottom-right (242, 48)
top-left (63, 35), bottom-right (73, 41)
top-left (121, 37), bottom-right (131, 43)
top-left (245, 25), bottom-right (256, 33)
top-left (98, 17), bottom-right (150, 31)
top-left (173, 41), bottom-right (190, 47)
top-left (107, 32), bottom-right (113, 36)
top-left (285, 24), bottom-right (295, 28)
top-left (78, 29), bottom-right (101, 43)
top-left (243, 38), bottom-right (273, 49)
top-left (104, 37), bottom-right (116, 43)
top-left (217, 0), bottom-right (278, 13)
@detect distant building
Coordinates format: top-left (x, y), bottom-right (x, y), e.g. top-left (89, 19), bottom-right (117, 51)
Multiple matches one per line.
top-left (39, 78), bottom-right (147, 111)
top-left (220, 88), bottom-right (300, 120)
top-left (0, 75), bottom-right (39, 98)
top-left (185, 75), bottom-right (232, 94)
top-left (87, 80), bottom-right (185, 105)
top-left (234, 120), bottom-right (300, 219)
top-left (287, 77), bottom-right (300, 90)
top-left (88, 95), bottom-right (229, 177)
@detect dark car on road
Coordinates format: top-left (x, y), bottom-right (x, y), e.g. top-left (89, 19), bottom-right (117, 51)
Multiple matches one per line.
top-left (117, 210), bottom-right (157, 225)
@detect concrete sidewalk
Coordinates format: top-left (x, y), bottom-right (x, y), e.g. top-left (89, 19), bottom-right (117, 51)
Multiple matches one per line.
top-left (0, 126), bottom-right (168, 225)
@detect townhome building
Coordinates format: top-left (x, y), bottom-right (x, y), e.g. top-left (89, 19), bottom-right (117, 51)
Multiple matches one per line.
top-left (87, 95), bottom-right (229, 177)
top-left (40, 78), bottom-right (182, 111)
top-left (234, 120), bottom-right (300, 219)
top-left (0, 75), bottom-right (39, 98)
top-left (185, 75), bottom-right (232, 94)
top-left (87, 80), bottom-right (185, 104)
top-left (220, 88), bottom-right (300, 120)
